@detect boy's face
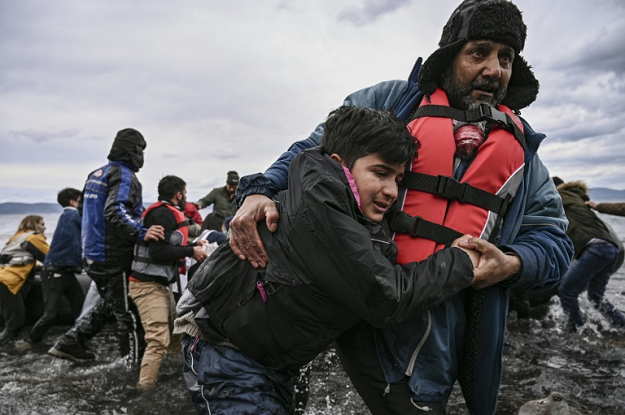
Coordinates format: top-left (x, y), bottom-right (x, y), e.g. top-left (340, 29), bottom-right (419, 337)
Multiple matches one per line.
top-left (350, 154), bottom-right (405, 223)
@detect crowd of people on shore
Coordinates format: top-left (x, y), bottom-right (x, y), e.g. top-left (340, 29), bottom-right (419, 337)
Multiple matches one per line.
top-left (0, 130), bottom-right (239, 392)
top-left (1, 0), bottom-right (624, 414)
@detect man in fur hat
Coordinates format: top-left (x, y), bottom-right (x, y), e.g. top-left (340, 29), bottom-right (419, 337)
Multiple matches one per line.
top-left (49, 128), bottom-right (165, 368)
top-left (226, 0), bottom-right (574, 413)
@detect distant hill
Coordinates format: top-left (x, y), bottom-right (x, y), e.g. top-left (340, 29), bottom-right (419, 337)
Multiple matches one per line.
top-left (0, 203), bottom-right (62, 214)
top-left (0, 202), bottom-right (159, 215)
top-left (1, 188), bottom-right (623, 215)
top-left (589, 188), bottom-right (625, 202)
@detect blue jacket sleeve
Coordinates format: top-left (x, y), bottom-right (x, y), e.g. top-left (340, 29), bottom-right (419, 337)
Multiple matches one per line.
top-left (104, 165), bottom-right (147, 243)
top-left (235, 80), bottom-right (411, 205)
top-left (499, 155), bottom-right (574, 290)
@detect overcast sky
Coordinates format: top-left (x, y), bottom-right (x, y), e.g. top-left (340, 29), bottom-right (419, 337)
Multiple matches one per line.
top-left (1, 0), bottom-right (623, 204)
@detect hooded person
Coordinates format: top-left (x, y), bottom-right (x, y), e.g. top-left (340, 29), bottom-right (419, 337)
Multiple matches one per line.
top-left (48, 128), bottom-right (165, 368)
top-left (227, 0), bottom-right (573, 414)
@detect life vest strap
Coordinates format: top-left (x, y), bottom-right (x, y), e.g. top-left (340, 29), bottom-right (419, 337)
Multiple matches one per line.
top-left (401, 172), bottom-right (510, 216)
top-left (387, 210), bottom-right (464, 245)
top-left (410, 104), bottom-right (526, 150)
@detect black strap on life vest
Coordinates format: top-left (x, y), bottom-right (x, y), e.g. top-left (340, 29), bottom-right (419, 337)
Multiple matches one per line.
top-left (400, 172), bottom-right (511, 217)
top-left (386, 210), bottom-right (463, 246)
top-left (410, 103), bottom-right (526, 150)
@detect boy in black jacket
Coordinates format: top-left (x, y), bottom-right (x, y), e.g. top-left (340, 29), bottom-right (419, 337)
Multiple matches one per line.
top-left (175, 106), bottom-right (479, 414)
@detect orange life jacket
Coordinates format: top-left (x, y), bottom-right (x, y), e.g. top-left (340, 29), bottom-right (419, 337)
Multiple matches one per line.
top-left (392, 88), bottom-right (525, 264)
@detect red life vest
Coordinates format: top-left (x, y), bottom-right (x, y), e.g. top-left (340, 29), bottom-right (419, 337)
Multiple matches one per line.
top-left (142, 201), bottom-right (189, 245)
top-left (394, 89), bottom-right (525, 264)
top-left (131, 201), bottom-right (189, 282)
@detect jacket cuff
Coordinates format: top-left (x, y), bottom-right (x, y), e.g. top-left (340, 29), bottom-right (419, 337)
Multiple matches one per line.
top-left (498, 245), bottom-right (526, 287)
top-left (235, 173), bottom-right (278, 208)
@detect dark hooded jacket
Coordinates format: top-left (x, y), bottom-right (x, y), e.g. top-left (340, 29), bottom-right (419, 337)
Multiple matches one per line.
top-left (178, 147), bottom-right (474, 374)
top-left (557, 181), bottom-right (621, 257)
top-left (80, 128), bottom-right (148, 265)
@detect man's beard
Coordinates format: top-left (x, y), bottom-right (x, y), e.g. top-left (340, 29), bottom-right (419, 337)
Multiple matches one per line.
top-left (178, 197), bottom-right (187, 210)
top-left (441, 67), bottom-right (507, 110)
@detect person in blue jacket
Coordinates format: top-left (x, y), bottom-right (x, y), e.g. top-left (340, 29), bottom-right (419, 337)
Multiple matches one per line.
top-left (228, 1), bottom-right (574, 414)
top-left (48, 128), bottom-right (165, 367)
top-left (25, 188), bottom-right (85, 343)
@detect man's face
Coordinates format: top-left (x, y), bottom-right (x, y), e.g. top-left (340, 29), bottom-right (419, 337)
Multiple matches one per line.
top-left (348, 154), bottom-right (405, 223)
top-left (177, 187), bottom-right (187, 209)
top-left (442, 40), bottom-right (514, 110)
top-left (226, 184), bottom-right (237, 195)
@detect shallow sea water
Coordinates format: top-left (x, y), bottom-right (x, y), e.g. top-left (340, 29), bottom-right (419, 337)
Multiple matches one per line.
top-left (1, 213), bottom-right (624, 414)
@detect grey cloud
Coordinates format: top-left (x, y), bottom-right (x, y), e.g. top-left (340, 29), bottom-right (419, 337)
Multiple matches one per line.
top-left (337, 0), bottom-right (413, 26)
top-left (7, 129), bottom-right (80, 143)
top-left (558, 21), bottom-right (625, 74)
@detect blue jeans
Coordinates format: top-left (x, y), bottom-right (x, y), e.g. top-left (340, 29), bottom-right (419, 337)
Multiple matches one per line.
top-left (181, 334), bottom-right (294, 415)
top-left (558, 241), bottom-right (619, 327)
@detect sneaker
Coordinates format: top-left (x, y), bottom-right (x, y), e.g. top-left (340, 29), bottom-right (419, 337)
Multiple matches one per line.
top-left (48, 342), bottom-right (95, 363)
top-left (565, 318), bottom-right (582, 333)
top-left (23, 336), bottom-right (40, 344)
top-left (0, 328), bottom-right (18, 345)
top-left (597, 300), bottom-right (625, 327)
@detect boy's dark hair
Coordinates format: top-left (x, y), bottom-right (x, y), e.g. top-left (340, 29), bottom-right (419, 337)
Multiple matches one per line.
top-left (57, 188), bottom-right (82, 207)
top-left (158, 175), bottom-right (186, 201)
top-left (321, 106), bottom-right (418, 169)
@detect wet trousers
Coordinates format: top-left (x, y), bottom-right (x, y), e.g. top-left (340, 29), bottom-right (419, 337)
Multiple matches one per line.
top-left (29, 267), bottom-right (85, 341)
top-left (129, 280), bottom-right (174, 390)
top-left (558, 240), bottom-right (620, 327)
top-left (56, 260), bottom-right (145, 367)
top-left (0, 282), bottom-right (26, 332)
top-left (76, 280), bottom-right (102, 322)
top-left (181, 334), bottom-right (294, 415)
top-left (336, 321), bottom-right (449, 415)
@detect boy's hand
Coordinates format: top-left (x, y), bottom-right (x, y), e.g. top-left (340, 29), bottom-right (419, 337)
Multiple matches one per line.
top-left (451, 234), bottom-right (481, 268)
top-left (230, 194), bottom-right (279, 268)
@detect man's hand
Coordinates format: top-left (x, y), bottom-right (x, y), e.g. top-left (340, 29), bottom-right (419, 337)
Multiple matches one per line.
top-left (193, 202), bottom-right (202, 210)
top-left (585, 201), bottom-right (598, 210)
top-left (230, 194), bottom-right (280, 268)
top-left (192, 245), bottom-right (209, 262)
top-left (458, 237), bottom-right (521, 289)
top-left (144, 225), bottom-right (165, 242)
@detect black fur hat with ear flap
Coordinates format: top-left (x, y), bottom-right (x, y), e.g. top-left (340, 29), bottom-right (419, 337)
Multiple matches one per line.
top-left (418, 0), bottom-right (539, 111)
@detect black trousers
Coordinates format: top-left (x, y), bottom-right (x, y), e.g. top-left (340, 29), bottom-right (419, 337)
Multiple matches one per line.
top-left (0, 283), bottom-right (27, 332)
top-left (56, 260), bottom-right (145, 367)
top-left (335, 321), bottom-right (448, 415)
top-left (28, 267), bottom-right (85, 341)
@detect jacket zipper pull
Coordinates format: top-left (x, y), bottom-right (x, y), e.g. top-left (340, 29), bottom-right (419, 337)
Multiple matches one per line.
top-left (257, 281), bottom-right (268, 303)
top-left (383, 384), bottom-right (390, 395)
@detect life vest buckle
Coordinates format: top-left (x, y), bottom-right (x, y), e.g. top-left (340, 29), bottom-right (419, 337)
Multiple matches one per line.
top-left (476, 104), bottom-right (508, 127)
top-left (435, 175), bottom-right (468, 202)
top-left (410, 215), bottom-right (424, 238)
